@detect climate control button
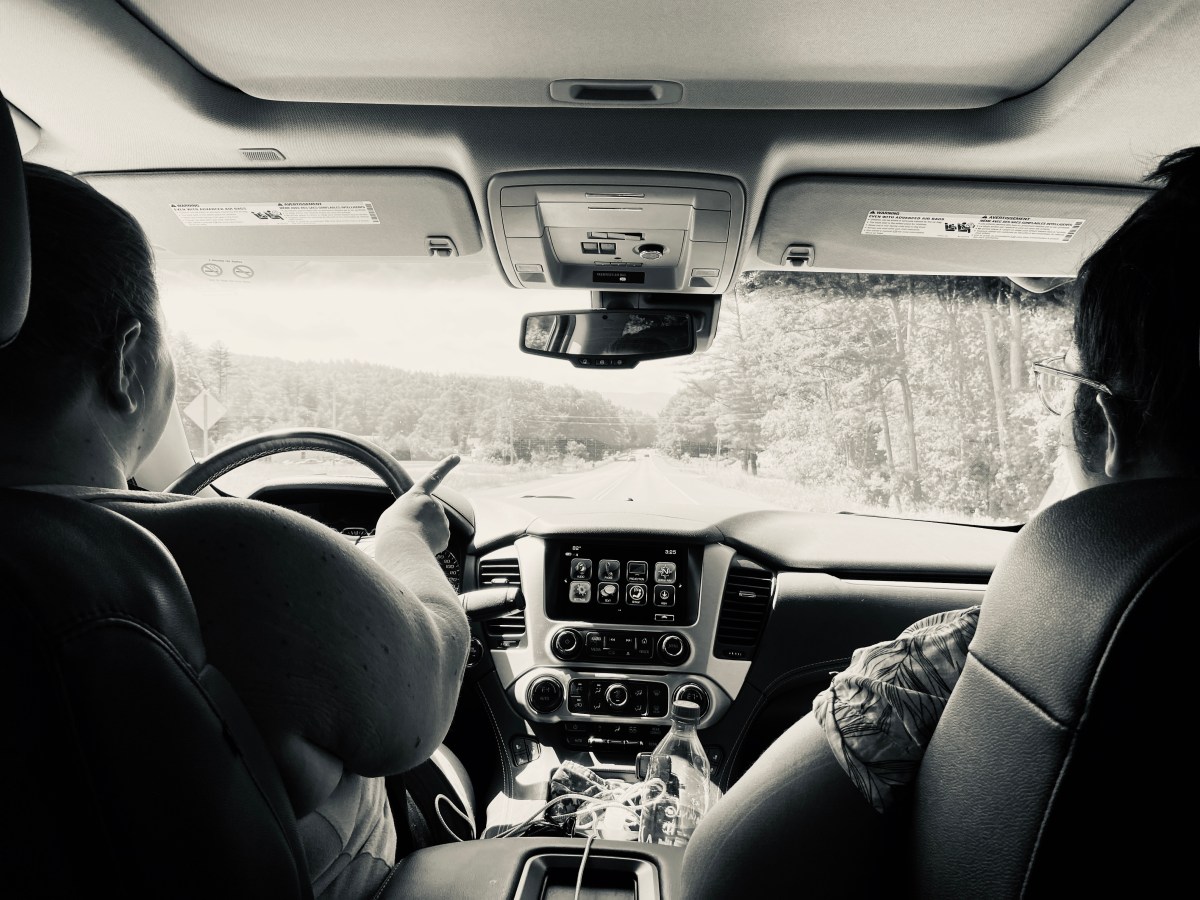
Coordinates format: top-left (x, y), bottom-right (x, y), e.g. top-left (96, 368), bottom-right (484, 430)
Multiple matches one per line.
top-left (604, 683), bottom-right (630, 708)
top-left (673, 682), bottom-right (710, 718)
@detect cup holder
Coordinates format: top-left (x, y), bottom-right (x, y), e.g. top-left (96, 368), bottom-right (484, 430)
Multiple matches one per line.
top-left (514, 853), bottom-right (659, 900)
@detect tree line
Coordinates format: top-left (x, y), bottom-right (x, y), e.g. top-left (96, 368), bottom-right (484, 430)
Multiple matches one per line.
top-left (655, 272), bottom-right (1073, 520)
top-left (169, 333), bottom-right (655, 463)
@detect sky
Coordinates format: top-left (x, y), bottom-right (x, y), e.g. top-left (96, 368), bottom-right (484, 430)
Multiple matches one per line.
top-left (155, 253), bottom-right (687, 406)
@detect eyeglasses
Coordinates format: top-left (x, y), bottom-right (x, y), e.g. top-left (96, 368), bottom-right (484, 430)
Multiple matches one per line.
top-left (1031, 354), bottom-right (1114, 416)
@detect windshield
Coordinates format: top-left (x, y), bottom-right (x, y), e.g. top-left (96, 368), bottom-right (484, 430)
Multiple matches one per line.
top-left (158, 261), bottom-right (1073, 522)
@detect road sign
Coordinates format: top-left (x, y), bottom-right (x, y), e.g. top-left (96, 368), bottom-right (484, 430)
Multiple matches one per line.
top-left (184, 389), bottom-right (226, 431)
top-left (183, 390), bottom-right (227, 457)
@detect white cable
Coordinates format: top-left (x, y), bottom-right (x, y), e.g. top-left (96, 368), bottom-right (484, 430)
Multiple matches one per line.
top-left (573, 833), bottom-right (597, 900)
top-left (492, 792), bottom-right (609, 839)
top-left (433, 793), bottom-right (476, 842)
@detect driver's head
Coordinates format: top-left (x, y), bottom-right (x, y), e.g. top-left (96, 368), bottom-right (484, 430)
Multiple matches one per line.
top-left (0, 163), bottom-right (175, 476)
top-left (1062, 145), bottom-right (1200, 489)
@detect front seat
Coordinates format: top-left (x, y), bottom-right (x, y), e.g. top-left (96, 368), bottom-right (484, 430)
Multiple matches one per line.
top-left (682, 477), bottom-right (1197, 898)
top-left (0, 93), bottom-right (311, 897)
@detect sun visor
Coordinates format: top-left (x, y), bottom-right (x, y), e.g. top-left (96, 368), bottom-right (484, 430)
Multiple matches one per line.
top-left (754, 177), bottom-right (1150, 277)
top-left (81, 169), bottom-right (482, 259)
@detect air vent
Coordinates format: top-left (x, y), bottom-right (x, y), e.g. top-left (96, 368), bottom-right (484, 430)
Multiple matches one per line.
top-left (484, 610), bottom-right (526, 648)
top-left (238, 147), bottom-right (286, 162)
top-left (713, 563), bottom-right (775, 660)
top-left (479, 558), bottom-right (521, 588)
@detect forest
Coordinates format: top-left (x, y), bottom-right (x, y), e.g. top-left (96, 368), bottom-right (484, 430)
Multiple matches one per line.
top-left (655, 272), bottom-right (1074, 520)
top-left (171, 270), bottom-right (1074, 522)
top-left (169, 334), bottom-right (656, 464)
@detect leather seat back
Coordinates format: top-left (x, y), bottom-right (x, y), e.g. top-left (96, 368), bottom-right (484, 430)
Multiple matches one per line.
top-left (0, 489), bottom-right (312, 897)
top-left (0, 90), bottom-right (29, 346)
top-left (909, 477), bottom-right (1199, 896)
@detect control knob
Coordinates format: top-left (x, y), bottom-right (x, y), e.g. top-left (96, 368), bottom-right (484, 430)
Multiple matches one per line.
top-left (552, 628), bottom-right (582, 660)
top-left (466, 637), bottom-right (485, 668)
top-left (673, 682), bottom-right (710, 718)
top-left (527, 676), bottom-right (564, 714)
top-left (658, 633), bottom-right (688, 661)
top-left (604, 683), bottom-right (630, 709)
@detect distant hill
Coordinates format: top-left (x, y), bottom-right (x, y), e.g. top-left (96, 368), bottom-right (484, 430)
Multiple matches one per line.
top-left (170, 334), bottom-right (656, 462)
top-left (601, 391), bottom-right (672, 416)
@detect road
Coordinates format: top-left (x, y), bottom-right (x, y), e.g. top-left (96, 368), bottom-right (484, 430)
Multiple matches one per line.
top-left (473, 454), bottom-right (777, 509)
top-left (217, 450), bottom-right (776, 510)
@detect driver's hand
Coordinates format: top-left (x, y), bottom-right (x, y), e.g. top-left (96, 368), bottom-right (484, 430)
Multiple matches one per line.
top-left (375, 455), bottom-right (460, 555)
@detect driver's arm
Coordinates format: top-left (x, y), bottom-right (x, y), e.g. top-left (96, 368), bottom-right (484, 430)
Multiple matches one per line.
top-left (115, 490), bottom-right (469, 816)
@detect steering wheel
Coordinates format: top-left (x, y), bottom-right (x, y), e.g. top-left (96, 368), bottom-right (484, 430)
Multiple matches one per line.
top-left (166, 428), bottom-right (415, 496)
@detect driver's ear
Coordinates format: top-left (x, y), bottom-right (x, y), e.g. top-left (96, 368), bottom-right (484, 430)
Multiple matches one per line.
top-left (103, 319), bottom-right (144, 415)
top-left (1096, 392), bottom-right (1136, 478)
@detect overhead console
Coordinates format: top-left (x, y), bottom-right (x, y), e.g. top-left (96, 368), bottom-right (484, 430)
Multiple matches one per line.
top-left (488, 172), bottom-right (745, 294)
top-left (754, 175), bottom-right (1149, 277)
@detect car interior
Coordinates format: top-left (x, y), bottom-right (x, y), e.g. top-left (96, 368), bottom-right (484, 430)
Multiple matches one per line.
top-left (3, 1), bottom-right (1199, 897)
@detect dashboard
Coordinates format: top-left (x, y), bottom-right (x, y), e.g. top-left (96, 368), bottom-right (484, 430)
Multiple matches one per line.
top-left (248, 476), bottom-right (1012, 788)
top-left (248, 479), bottom-right (469, 591)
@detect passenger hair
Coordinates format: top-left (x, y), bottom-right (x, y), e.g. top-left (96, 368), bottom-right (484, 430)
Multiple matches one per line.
top-left (0, 163), bottom-right (158, 419)
top-left (1071, 145), bottom-right (1200, 473)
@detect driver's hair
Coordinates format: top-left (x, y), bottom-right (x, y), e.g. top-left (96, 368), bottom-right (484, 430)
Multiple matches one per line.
top-left (1072, 145), bottom-right (1200, 474)
top-left (0, 163), bottom-right (159, 421)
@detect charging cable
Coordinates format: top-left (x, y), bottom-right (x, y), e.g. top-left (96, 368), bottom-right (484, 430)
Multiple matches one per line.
top-left (573, 833), bottom-right (596, 900)
top-left (433, 793), bottom-right (476, 842)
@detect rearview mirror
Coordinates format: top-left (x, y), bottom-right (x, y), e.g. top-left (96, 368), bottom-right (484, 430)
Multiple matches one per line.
top-left (520, 310), bottom-right (696, 368)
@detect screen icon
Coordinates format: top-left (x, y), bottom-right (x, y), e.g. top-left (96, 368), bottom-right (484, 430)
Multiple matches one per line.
top-left (569, 581), bottom-right (592, 603)
top-left (571, 558), bottom-right (593, 580)
top-left (627, 561), bottom-right (648, 582)
top-left (597, 582), bottom-right (619, 604)
top-left (626, 583), bottom-right (648, 606)
top-left (653, 585), bottom-right (676, 607)
top-left (599, 559), bottom-right (621, 582)
top-left (655, 562), bottom-right (677, 584)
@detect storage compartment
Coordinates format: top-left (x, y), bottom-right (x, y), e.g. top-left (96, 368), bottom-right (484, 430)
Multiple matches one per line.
top-left (516, 853), bottom-right (659, 900)
top-left (378, 837), bottom-right (683, 899)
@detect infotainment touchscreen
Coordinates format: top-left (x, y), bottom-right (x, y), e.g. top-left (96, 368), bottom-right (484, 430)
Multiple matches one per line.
top-left (545, 539), bottom-right (699, 626)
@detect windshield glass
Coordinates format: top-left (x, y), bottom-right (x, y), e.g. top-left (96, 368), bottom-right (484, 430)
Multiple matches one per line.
top-left (158, 262), bottom-right (1073, 522)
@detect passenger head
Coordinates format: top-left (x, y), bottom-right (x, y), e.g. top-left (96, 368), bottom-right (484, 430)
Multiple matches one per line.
top-left (0, 164), bottom-right (174, 479)
top-left (1062, 146), bottom-right (1200, 488)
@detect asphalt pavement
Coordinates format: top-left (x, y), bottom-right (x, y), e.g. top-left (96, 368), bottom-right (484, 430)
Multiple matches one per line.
top-left (475, 453), bottom-right (777, 509)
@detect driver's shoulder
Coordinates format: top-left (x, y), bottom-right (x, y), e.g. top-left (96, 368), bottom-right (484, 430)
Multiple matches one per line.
top-left (96, 493), bottom-right (353, 565)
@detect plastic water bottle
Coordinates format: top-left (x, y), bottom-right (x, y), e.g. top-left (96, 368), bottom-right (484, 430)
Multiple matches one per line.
top-left (638, 699), bottom-right (715, 847)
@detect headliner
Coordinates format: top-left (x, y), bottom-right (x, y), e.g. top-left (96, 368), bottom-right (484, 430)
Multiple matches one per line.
top-left (1, 1), bottom-right (1198, 275)
top-left (121, 0), bottom-right (1129, 110)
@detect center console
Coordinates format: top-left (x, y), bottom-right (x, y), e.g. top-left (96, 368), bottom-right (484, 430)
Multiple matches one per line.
top-left (483, 534), bottom-right (752, 756)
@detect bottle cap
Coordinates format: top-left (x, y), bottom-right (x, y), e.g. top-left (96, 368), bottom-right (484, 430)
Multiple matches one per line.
top-left (671, 698), bottom-right (701, 723)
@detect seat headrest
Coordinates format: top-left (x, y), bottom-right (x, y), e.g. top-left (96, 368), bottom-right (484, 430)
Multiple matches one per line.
top-left (1, 90), bottom-right (31, 348)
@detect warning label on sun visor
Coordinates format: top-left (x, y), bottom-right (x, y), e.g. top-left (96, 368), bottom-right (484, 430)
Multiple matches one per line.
top-left (862, 210), bottom-right (1083, 243)
top-left (170, 201), bottom-right (380, 227)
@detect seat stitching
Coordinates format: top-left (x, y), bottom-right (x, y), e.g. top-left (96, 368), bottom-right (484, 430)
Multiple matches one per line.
top-left (475, 681), bottom-right (513, 800)
top-left (968, 651), bottom-right (1070, 731)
